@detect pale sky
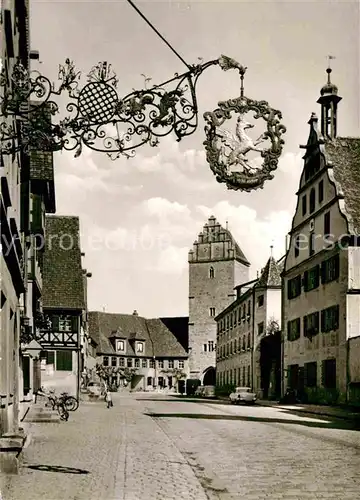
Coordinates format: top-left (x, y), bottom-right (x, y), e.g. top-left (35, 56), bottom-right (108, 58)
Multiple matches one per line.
top-left (30, 0), bottom-right (359, 317)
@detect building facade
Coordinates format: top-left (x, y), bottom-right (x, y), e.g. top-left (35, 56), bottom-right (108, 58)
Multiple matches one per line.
top-left (36, 216), bottom-right (86, 397)
top-left (188, 216), bottom-right (250, 384)
top-left (1, 0), bottom-right (30, 444)
top-left (88, 310), bottom-right (189, 392)
top-left (282, 69), bottom-right (360, 404)
top-left (215, 255), bottom-right (282, 397)
top-left (19, 151), bottom-right (56, 404)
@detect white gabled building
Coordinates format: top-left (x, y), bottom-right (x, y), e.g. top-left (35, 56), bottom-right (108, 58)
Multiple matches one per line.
top-left (282, 68), bottom-right (360, 405)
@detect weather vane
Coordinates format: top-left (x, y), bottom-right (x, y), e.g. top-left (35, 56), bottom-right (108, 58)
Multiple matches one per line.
top-left (0, 2), bottom-right (286, 192)
top-left (327, 55), bottom-right (336, 68)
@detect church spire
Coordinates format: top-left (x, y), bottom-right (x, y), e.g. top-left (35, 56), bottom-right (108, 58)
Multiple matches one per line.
top-left (316, 58), bottom-right (342, 140)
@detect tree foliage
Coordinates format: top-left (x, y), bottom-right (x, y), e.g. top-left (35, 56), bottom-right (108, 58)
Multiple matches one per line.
top-left (161, 367), bottom-right (187, 381)
top-left (95, 363), bottom-right (138, 385)
top-left (266, 318), bottom-right (280, 335)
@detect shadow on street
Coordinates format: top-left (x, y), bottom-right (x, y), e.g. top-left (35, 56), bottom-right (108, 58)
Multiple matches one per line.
top-left (144, 411), bottom-right (360, 432)
top-left (25, 464), bottom-right (90, 474)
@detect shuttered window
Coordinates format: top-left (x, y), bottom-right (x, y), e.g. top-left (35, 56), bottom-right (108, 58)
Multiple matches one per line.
top-left (287, 318), bottom-right (301, 341)
top-left (304, 266), bottom-right (320, 292)
top-left (321, 254), bottom-right (340, 284)
top-left (288, 275), bottom-right (302, 299)
top-left (56, 350), bottom-right (73, 371)
top-left (303, 312), bottom-right (320, 338)
top-left (321, 305), bottom-right (340, 333)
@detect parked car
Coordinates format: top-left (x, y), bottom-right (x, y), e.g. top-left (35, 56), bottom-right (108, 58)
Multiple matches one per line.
top-left (195, 386), bottom-right (205, 397)
top-left (229, 387), bottom-right (257, 405)
top-left (194, 385), bottom-right (216, 398)
top-left (87, 382), bottom-right (102, 397)
top-left (202, 385), bottom-right (216, 398)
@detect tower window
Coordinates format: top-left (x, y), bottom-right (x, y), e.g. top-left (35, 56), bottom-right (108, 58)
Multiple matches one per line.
top-left (318, 180), bottom-right (324, 203)
top-left (324, 212), bottom-right (331, 237)
top-left (209, 307), bottom-right (216, 317)
top-left (309, 233), bottom-right (315, 256)
top-left (309, 188), bottom-right (316, 214)
top-left (302, 195), bottom-right (307, 216)
top-left (209, 267), bottom-right (214, 278)
top-left (294, 235), bottom-right (300, 258)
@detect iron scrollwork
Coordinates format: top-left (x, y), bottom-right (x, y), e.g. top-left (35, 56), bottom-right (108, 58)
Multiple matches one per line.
top-left (0, 58), bottom-right (218, 160)
top-left (1, 55), bottom-right (286, 191)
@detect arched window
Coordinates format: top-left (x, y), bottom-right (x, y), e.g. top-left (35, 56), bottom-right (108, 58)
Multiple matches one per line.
top-left (209, 266), bottom-right (214, 278)
top-left (309, 188), bottom-right (316, 214)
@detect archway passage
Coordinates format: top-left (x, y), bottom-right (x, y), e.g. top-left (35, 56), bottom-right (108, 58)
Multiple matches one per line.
top-left (203, 366), bottom-right (216, 386)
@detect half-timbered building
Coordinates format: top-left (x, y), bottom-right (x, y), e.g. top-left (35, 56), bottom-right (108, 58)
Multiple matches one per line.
top-left (38, 215), bottom-right (86, 397)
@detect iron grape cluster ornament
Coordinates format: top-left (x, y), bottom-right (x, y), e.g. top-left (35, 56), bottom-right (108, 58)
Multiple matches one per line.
top-left (203, 55), bottom-right (286, 192)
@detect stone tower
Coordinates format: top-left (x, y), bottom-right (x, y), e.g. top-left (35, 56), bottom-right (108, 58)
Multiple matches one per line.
top-left (188, 215), bottom-right (250, 382)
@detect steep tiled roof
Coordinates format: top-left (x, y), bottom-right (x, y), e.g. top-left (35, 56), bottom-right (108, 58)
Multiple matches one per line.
top-left (324, 138), bottom-right (360, 234)
top-left (159, 317), bottom-right (189, 352)
top-left (30, 151), bottom-right (54, 181)
top-left (276, 255), bottom-right (286, 273)
top-left (88, 311), bottom-right (188, 358)
top-left (43, 216), bottom-right (85, 310)
top-left (224, 229), bottom-right (250, 265)
top-left (255, 256), bottom-right (282, 288)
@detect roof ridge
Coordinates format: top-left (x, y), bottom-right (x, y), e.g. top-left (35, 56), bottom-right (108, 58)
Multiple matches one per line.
top-left (46, 214), bottom-right (80, 219)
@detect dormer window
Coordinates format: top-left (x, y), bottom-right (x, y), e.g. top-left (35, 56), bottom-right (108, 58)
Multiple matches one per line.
top-left (136, 342), bottom-right (144, 353)
top-left (116, 340), bottom-right (125, 352)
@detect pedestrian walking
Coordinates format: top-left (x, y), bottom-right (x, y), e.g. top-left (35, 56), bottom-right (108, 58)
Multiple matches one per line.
top-left (105, 388), bottom-right (113, 409)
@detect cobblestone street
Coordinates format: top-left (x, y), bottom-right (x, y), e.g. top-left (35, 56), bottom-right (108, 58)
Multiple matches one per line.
top-left (1, 393), bottom-right (360, 500)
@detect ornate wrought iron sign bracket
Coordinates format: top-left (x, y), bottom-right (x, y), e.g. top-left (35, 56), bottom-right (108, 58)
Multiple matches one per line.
top-left (0, 55), bottom-right (286, 191)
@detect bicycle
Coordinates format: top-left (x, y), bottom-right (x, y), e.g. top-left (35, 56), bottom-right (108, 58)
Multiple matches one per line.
top-left (45, 389), bottom-right (79, 412)
top-left (37, 388), bottom-right (69, 421)
top-left (58, 392), bottom-right (79, 412)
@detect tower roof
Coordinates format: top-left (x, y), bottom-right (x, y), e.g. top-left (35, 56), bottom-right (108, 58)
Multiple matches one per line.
top-left (317, 67), bottom-right (342, 108)
top-left (191, 216), bottom-right (250, 266)
top-left (255, 256), bottom-right (282, 288)
top-left (298, 114), bottom-right (360, 234)
top-left (320, 68), bottom-right (339, 96)
top-left (224, 228), bottom-right (250, 265)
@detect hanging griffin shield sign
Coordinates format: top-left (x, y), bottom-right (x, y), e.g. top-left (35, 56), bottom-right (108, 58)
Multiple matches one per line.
top-left (203, 68), bottom-right (286, 192)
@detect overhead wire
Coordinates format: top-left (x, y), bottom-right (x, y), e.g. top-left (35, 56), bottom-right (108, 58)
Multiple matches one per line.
top-left (126, 0), bottom-right (192, 71)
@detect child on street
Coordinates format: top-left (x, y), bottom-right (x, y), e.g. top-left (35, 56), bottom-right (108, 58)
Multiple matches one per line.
top-left (105, 388), bottom-right (113, 409)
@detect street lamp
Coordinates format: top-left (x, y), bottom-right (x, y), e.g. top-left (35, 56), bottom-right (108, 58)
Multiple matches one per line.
top-left (22, 339), bottom-right (43, 360)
